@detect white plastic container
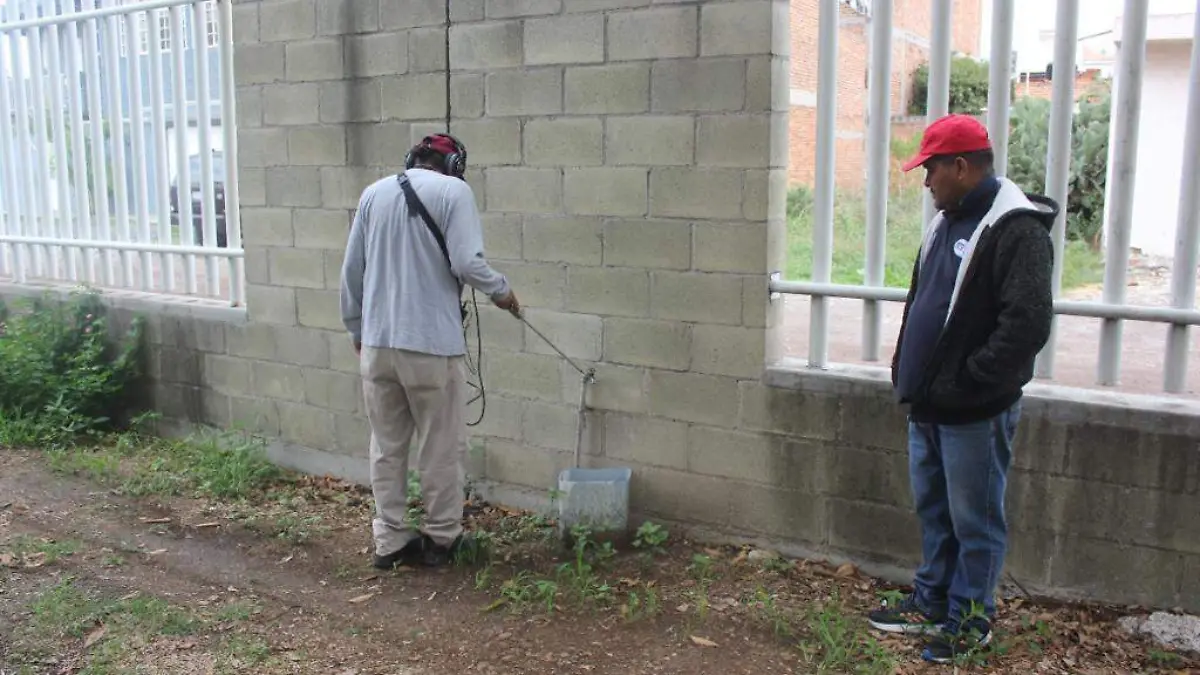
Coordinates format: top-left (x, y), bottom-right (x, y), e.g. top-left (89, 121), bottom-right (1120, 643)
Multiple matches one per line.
top-left (556, 467), bottom-right (633, 542)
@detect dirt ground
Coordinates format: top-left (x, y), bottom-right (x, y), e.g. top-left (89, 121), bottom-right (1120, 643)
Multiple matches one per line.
top-left (2, 447), bottom-right (1197, 675)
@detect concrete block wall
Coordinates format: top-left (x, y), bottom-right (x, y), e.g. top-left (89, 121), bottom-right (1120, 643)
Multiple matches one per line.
top-left (5, 0), bottom-right (1199, 613)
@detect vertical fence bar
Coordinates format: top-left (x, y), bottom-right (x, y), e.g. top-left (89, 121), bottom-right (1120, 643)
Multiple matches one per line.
top-left (923, 0), bottom-right (953, 226)
top-left (10, 2), bottom-right (43, 279)
top-left (102, 10), bottom-right (134, 287)
top-left (192, 0), bottom-right (218, 297)
top-left (1034, 0), bottom-right (1080, 382)
top-left (148, 6), bottom-right (175, 293)
top-left (1097, 0), bottom-right (1148, 386)
top-left (27, 5), bottom-right (56, 278)
top-left (986, 0), bottom-right (1015, 176)
top-left (862, 0), bottom-right (893, 362)
top-left (125, 10), bottom-right (154, 291)
top-left (1163, 7), bottom-right (1200, 394)
top-left (170, 4), bottom-right (196, 294)
top-left (808, 0), bottom-right (839, 369)
top-left (0, 14), bottom-right (28, 283)
top-left (45, 8), bottom-right (79, 282)
top-left (83, 0), bottom-right (114, 286)
top-left (217, 0), bottom-right (243, 306)
top-left (64, 3), bottom-right (96, 284)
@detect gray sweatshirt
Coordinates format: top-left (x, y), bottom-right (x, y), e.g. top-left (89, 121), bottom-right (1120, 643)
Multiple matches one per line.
top-left (339, 168), bottom-right (511, 357)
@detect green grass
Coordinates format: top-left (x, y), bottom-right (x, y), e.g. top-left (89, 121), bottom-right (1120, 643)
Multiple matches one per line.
top-left (785, 185), bottom-right (1106, 291)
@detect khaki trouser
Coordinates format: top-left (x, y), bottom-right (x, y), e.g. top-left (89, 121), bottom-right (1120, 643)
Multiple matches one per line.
top-left (361, 346), bottom-right (466, 555)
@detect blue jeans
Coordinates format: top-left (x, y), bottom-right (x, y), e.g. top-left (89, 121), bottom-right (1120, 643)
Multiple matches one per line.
top-left (908, 402), bottom-right (1019, 626)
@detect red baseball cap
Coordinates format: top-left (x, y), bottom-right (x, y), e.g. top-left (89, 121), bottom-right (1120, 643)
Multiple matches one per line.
top-left (901, 114), bottom-right (992, 172)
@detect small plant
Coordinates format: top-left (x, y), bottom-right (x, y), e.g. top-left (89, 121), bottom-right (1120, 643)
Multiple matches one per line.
top-left (796, 592), bottom-right (897, 675)
top-left (632, 521), bottom-right (669, 555)
top-left (748, 587), bottom-right (795, 641)
top-left (620, 585), bottom-right (661, 623)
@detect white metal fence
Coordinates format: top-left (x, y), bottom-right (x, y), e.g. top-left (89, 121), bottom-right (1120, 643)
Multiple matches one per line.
top-left (773, 0), bottom-right (1200, 396)
top-left (0, 0), bottom-right (243, 306)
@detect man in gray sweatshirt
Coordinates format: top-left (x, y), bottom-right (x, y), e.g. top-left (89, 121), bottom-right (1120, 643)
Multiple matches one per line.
top-left (340, 134), bottom-right (519, 569)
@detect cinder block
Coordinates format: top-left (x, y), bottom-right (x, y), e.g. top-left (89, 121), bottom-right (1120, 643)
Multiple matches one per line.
top-left (490, 261), bottom-right (567, 309)
top-left (480, 213), bottom-right (523, 260)
top-left (287, 126), bottom-right (347, 166)
top-left (565, 0), bottom-right (649, 11)
top-left (236, 44), bottom-right (285, 86)
top-left (321, 167), bottom-right (385, 210)
top-left (278, 402), bottom-right (336, 450)
top-left (201, 391), bottom-right (233, 429)
top-left (229, 396), bottom-right (281, 437)
top-left (263, 83), bottom-right (320, 126)
top-left (303, 368), bottom-right (363, 414)
top-left (743, 276), bottom-right (770, 329)
top-left (485, 352), bottom-right (564, 402)
top-left (647, 370), bottom-right (739, 427)
top-left (296, 289), bottom-right (344, 331)
top-left (451, 0), bottom-right (486, 21)
top-left (700, 0), bottom-right (780, 57)
top-left (523, 216), bottom-right (602, 265)
top-left (825, 444), bottom-right (909, 507)
top-left (603, 413), bottom-right (688, 470)
top-left (239, 128), bottom-right (288, 168)
top-left (232, 3), bottom-right (259, 44)
top-left (246, 249), bottom-right (268, 285)
top-left (294, 209), bottom-right (351, 251)
top-left (260, 0), bottom-right (316, 42)
top-left (450, 118), bottom-right (521, 166)
top-left (525, 118), bottom-right (603, 167)
top-left (324, 250), bottom-right (345, 291)
top-left (331, 413), bottom-right (369, 457)
top-left (525, 14), bottom-right (603, 65)
top-left (247, 284), bottom-right (298, 326)
top-left (268, 248), bottom-right (326, 289)
top-left (650, 271), bottom-right (742, 325)
top-left (1047, 536), bottom-right (1184, 609)
top-left (473, 305), bottom-right (525, 352)
top-left (408, 27), bottom-right (448, 73)
top-left (565, 64), bottom-right (650, 115)
top-left (237, 86), bottom-right (263, 129)
top-left (630, 465), bottom-right (731, 527)
top-left (382, 73), bottom-right (448, 121)
top-left (285, 39), bottom-right (344, 82)
top-left (742, 168), bottom-right (788, 222)
top-left (469, 394), bottom-right (522, 441)
top-left (241, 168), bottom-right (266, 206)
top-left (1064, 423), bottom-right (1199, 495)
top-left (156, 347), bottom-right (201, 385)
top-left (730, 483), bottom-right (825, 542)
top-left (240, 208), bottom-right (294, 247)
top-left (837, 393), bottom-right (909, 453)
top-left (317, 0), bottom-right (379, 36)
top-left (608, 7), bottom-right (697, 61)
top-left (564, 168), bottom-right (648, 218)
top-left (739, 382), bottom-right (840, 439)
top-left (319, 79), bottom-right (383, 123)
top-left (226, 323), bottom-right (280, 360)
top-left (605, 116), bottom-right (693, 166)
top-left (690, 324), bottom-right (764, 378)
top-left (522, 402), bottom-right (602, 454)
top-left (346, 122), bottom-right (411, 168)
top-left (745, 55), bottom-right (789, 113)
top-left (687, 426), bottom-right (782, 485)
top-left (568, 363), bottom-right (648, 415)
top-left (253, 361), bottom-right (307, 402)
top-left (485, 168), bottom-right (561, 213)
top-left (450, 22), bottom-right (523, 71)
top-left (484, 440), bottom-right (572, 490)
top-left (486, 68), bottom-right (563, 117)
top-left (697, 114), bottom-right (771, 168)
top-left (651, 59), bottom-right (745, 112)
top-left (602, 317), bottom-right (690, 370)
top-left (565, 266), bottom-right (650, 318)
top-left (828, 497), bottom-right (919, 562)
top-left (694, 222), bottom-right (767, 273)
top-left (327, 330), bottom-right (361, 374)
top-left (450, 74), bottom-right (485, 118)
top-left (266, 167), bottom-right (322, 207)
top-left (521, 309), bottom-right (602, 361)
top-left (272, 326), bottom-right (332, 368)
top-left (488, 0), bottom-right (561, 18)
top-left (344, 33), bottom-right (409, 78)
top-left (380, 0), bottom-right (444, 29)
top-left (603, 219), bottom-right (690, 270)
top-left (649, 167), bottom-right (744, 219)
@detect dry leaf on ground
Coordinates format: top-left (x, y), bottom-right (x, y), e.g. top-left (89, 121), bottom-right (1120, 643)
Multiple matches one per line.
top-left (690, 636), bottom-right (719, 648)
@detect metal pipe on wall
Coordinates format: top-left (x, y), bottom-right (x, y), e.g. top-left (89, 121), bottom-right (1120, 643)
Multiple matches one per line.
top-left (808, 0), bottom-right (839, 369)
top-left (1097, 0), bottom-right (1149, 386)
top-left (986, 0), bottom-right (1016, 175)
top-left (863, 0), bottom-right (893, 362)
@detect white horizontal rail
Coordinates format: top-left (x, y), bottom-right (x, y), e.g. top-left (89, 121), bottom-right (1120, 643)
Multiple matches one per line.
top-left (769, 279), bottom-right (1200, 327)
top-left (0, 0), bottom-right (243, 307)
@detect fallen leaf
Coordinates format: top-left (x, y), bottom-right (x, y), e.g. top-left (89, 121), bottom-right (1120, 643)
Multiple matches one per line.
top-left (194, 522), bottom-right (220, 528)
top-left (147, 549), bottom-right (168, 556)
top-left (359, 575), bottom-right (379, 582)
top-left (279, 553), bottom-right (294, 564)
top-left (84, 623), bottom-right (107, 648)
top-left (177, 640), bottom-right (196, 650)
top-left (690, 636), bottom-right (719, 648)
top-left (23, 552), bottom-right (47, 568)
top-left (676, 603), bottom-right (690, 613)
top-left (141, 517), bottom-right (172, 524)
top-left (835, 563), bottom-right (857, 577)
top-left (0, 553), bottom-right (16, 568)
top-left (348, 593), bottom-right (376, 604)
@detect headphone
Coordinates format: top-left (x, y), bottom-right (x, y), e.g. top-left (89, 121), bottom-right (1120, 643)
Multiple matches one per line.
top-left (404, 133), bottom-right (468, 180)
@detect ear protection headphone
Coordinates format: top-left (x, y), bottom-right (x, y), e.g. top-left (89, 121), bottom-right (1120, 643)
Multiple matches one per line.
top-left (404, 133), bottom-right (468, 180)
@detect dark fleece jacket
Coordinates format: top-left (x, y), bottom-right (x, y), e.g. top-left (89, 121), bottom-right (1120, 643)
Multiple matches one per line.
top-left (891, 177), bottom-right (1059, 425)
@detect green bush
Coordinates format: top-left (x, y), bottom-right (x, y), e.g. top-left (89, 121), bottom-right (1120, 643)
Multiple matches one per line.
top-left (909, 55), bottom-right (1004, 117)
top-left (1005, 81), bottom-right (1112, 247)
top-left (0, 292), bottom-right (145, 445)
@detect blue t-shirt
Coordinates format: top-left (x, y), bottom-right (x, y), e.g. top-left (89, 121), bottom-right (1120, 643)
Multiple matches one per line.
top-left (895, 177), bottom-right (1000, 403)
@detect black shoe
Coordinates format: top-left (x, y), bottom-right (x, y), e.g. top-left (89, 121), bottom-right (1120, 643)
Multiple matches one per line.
top-left (921, 618), bottom-right (993, 664)
top-left (867, 593), bottom-right (946, 635)
top-left (372, 536), bottom-right (426, 570)
top-left (421, 533), bottom-right (479, 568)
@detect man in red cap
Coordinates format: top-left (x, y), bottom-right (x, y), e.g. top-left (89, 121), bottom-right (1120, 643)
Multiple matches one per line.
top-left (865, 114), bottom-right (1057, 663)
top-left (340, 134), bottom-right (520, 570)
